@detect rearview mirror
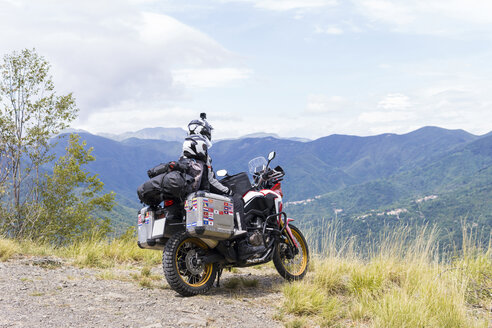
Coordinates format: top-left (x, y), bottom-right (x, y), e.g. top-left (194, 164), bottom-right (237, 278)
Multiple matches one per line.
top-left (268, 151), bottom-right (276, 161)
top-left (217, 169), bottom-right (228, 177)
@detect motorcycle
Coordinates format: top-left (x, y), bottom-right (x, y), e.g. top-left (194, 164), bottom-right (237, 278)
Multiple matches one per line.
top-left (137, 151), bottom-right (309, 296)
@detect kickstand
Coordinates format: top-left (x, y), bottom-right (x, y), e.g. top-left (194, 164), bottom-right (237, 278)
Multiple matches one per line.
top-left (216, 267), bottom-right (223, 288)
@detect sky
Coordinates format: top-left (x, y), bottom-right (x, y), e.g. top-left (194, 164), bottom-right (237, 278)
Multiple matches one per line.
top-left (1, 0), bottom-right (492, 139)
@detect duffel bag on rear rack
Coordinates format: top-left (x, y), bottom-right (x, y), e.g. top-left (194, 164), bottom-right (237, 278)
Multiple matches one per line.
top-left (137, 171), bottom-right (193, 206)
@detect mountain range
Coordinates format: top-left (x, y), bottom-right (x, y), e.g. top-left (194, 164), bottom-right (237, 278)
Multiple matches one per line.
top-left (50, 126), bottom-right (491, 244)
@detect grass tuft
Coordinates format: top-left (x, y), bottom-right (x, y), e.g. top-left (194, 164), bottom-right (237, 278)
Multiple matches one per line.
top-left (284, 318), bottom-right (307, 328)
top-left (224, 277), bottom-right (242, 289)
top-left (0, 238), bottom-right (19, 261)
top-left (241, 278), bottom-right (259, 288)
top-left (141, 266), bottom-right (151, 277)
top-left (224, 276), bottom-right (260, 289)
top-left (138, 277), bottom-right (153, 288)
top-left (283, 281), bottom-right (326, 315)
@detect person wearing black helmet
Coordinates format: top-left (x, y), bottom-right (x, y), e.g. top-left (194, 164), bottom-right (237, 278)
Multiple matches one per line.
top-left (184, 114), bottom-right (264, 258)
top-left (187, 113), bottom-right (213, 144)
top-left (186, 113), bottom-right (233, 196)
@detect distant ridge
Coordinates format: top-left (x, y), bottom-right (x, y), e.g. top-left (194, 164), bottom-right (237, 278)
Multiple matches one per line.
top-left (219, 132), bottom-right (311, 142)
top-left (98, 128), bottom-right (313, 143)
top-left (59, 128), bottom-right (91, 135)
top-left (99, 127), bottom-right (187, 142)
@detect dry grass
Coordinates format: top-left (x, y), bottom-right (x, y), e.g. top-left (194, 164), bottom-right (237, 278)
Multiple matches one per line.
top-left (0, 228), bottom-right (161, 268)
top-left (2, 222), bottom-right (490, 327)
top-left (281, 223), bottom-right (491, 328)
top-left (0, 238), bottom-right (19, 261)
top-left (62, 236), bottom-right (162, 268)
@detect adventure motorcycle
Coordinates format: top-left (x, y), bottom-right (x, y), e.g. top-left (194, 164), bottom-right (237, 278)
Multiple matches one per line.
top-left (137, 151), bottom-right (309, 296)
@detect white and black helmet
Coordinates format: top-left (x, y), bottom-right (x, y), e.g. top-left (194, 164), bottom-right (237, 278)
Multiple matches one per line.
top-left (182, 135), bottom-right (209, 161)
top-left (188, 112), bottom-right (213, 142)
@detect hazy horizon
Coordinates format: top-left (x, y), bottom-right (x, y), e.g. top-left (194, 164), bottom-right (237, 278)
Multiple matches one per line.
top-left (65, 124), bottom-right (491, 141)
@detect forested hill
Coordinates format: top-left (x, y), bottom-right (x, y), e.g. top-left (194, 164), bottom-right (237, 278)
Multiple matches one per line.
top-left (287, 133), bottom-right (492, 248)
top-left (210, 126), bottom-right (479, 201)
top-left (50, 126), bottom-right (491, 242)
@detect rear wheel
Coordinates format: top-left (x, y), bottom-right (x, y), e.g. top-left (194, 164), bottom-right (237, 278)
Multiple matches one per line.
top-left (163, 231), bottom-right (217, 296)
top-left (273, 224), bottom-right (309, 281)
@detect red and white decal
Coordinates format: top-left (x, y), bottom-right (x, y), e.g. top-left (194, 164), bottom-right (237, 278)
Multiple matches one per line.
top-left (243, 189), bottom-right (283, 213)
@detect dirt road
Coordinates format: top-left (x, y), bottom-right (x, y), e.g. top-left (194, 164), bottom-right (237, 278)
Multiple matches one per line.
top-left (0, 257), bottom-right (284, 328)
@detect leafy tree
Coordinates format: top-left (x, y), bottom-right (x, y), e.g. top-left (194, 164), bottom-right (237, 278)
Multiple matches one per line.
top-left (34, 134), bottom-right (115, 243)
top-left (0, 49), bottom-right (77, 237)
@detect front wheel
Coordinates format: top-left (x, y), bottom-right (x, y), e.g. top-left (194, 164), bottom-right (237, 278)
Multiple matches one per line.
top-left (163, 231), bottom-right (217, 296)
top-left (273, 224), bottom-right (309, 281)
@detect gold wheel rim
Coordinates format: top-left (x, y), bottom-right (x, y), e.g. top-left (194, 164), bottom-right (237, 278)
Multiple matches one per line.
top-left (175, 238), bottom-right (213, 287)
top-left (281, 229), bottom-right (308, 276)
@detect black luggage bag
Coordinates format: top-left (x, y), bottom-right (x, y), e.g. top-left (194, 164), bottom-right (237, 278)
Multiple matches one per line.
top-left (137, 171), bottom-right (193, 206)
top-left (219, 172), bottom-right (252, 196)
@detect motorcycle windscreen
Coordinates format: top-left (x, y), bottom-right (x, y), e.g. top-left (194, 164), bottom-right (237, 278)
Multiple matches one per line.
top-left (248, 157), bottom-right (267, 174)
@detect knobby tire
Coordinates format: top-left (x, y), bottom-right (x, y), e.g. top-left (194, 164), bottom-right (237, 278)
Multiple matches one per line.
top-left (163, 231), bottom-right (217, 296)
top-left (273, 224), bottom-right (309, 281)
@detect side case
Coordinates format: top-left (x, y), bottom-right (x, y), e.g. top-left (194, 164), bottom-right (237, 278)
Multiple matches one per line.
top-left (185, 191), bottom-right (235, 240)
top-left (137, 206), bottom-right (167, 250)
top-left (137, 207), bottom-right (181, 250)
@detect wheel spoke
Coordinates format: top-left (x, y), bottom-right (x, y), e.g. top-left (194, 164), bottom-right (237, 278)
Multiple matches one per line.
top-left (175, 237), bottom-right (213, 287)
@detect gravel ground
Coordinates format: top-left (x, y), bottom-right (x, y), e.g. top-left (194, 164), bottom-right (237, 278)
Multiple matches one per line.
top-left (0, 256), bottom-right (285, 328)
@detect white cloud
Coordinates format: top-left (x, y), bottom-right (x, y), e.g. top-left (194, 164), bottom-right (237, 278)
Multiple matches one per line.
top-left (377, 93), bottom-right (411, 111)
top-left (356, 0), bottom-right (414, 25)
top-left (75, 104), bottom-right (196, 134)
top-left (254, 0), bottom-right (336, 11)
top-left (306, 94), bottom-right (347, 113)
top-left (355, 80), bottom-right (492, 136)
top-left (2, 0), bottom-right (22, 6)
top-left (358, 110), bottom-right (416, 124)
top-left (219, 0), bottom-right (337, 11)
top-left (355, 0), bottom-right (492, 37)
top-left (0, 0), bottom-right (247, 125)
top-left (172, 68), bottom-right (252, 88)
top-left (314, 26), bottom-right (343, 35)
top-left (137, 12), bottom-right (232, 65)
top-left (419, 86), bottom-right (492, 133)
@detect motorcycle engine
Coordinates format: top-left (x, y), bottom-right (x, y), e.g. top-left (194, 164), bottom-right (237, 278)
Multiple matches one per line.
top-left (248, 230), bottom-right (263, 246)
